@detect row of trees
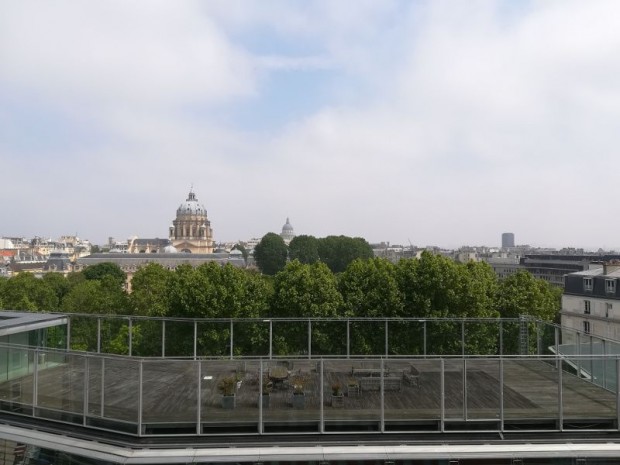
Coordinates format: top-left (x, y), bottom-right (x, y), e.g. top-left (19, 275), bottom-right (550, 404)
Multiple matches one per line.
top-left (0, 253), bottom-right (561, 356)
top-left (0, 252), bottom-right (560, 322)
top-left (253, 234), bottom-right (374, 275)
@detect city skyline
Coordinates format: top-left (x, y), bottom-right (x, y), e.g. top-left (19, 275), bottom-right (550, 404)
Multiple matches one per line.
top-left (2, 1), bottom-right (620, 250)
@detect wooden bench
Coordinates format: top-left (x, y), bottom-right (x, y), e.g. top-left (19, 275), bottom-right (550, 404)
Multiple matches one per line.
top-left (352, 368), bottom-right (384, 377)
top-left (359, 376), bottom-right (402, 392)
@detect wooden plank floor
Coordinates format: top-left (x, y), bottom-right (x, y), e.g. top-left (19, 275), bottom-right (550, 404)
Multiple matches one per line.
top-left (0, 357), bottom-right (616, 428)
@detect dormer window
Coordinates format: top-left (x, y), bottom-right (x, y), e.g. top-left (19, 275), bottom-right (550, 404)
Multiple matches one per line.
top-left (606, 279), bottom-right (616, 294)
top-left (583, 277), bottom-right (593, 291)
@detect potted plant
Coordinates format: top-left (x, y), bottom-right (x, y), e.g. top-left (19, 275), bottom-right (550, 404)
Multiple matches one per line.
top-left (218, 375), bottom-right (237, 409)
top-left (331, 382), bottom-right (344, 407)
top-left (260, 379), bottom-right (273, 408)
top-left (347, 378), bottom-right (360, 397)
top-left (291, 376), bottom-right (306, 409)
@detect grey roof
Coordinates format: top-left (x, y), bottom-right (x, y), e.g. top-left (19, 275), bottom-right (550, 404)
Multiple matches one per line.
top-left (569, 268), bottom-right (620, 278)
top-left (0, 311), bottom-right (67, 336)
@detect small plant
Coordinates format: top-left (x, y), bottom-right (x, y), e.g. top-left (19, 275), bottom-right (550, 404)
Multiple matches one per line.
top-left (291, 376), bottom-right (305, 395)
top-left (331, 382), bottom-right (342, 396)
top-left (261, 379), bottom-right (273, 395)
top-left (217, 375), bottom-right (237, 396)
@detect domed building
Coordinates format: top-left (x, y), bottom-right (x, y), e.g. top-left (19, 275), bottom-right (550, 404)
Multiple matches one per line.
top-left (169, 189), bottom-right (214, 253)
top-left (280, 217), bottom-right (295, 244)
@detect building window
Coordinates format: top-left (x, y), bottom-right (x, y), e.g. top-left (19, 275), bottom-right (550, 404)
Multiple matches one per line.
top-left (584, 300), bottom-right (591, 314)
top-left (584, 321), bottom-right (590, 334)
top-left (606, 303), bottom-right (612, 318)
top-left (583, 277), bottom-right (593, 291)
top-left (605, 279), bottom-right (616, 294)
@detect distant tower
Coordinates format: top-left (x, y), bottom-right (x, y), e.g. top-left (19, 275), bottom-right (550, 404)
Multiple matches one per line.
top-left (502, 232), bottom-right (515, 249)
top-left (280, 218), bottom-right (295, 244)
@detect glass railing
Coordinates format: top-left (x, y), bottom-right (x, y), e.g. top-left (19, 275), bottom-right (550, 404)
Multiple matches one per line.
top-left (0, 347), bottom-right (617, 437)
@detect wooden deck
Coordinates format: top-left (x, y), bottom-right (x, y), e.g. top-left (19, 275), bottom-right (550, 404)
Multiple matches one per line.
top-left (0, 357), bottom-right (616, 434)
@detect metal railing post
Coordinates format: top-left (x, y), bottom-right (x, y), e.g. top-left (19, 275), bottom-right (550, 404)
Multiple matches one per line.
top-left (385, 320), bottom-right (389, 358)
top-left (97, 318), bottom-right (101, 353)
top-left (128, 318), bottom-right (133, 357)
top-left (380, 358), bottom-right (385, 432)
top-left (346, 319), bottom-right (350, 359)
top-left (193, 320), bottom-right (198, 360)
top-left (308, 320), bottom-right (312, 359)
top-left (230, 321), bottom-right (234, 360)
top-left (138, 359), bottom-right (143, 436)
top-left (162, 320), bottom-right (166, 358)
top-left (558, 354), bottom-right (563, 431)
top-left (463, 358), bottom-right (467, 420)
top-left (440, 358), bottom-right (445, 432)
top-left (197, 360), bottom-right (202, 435)
top-left (320, 359), bottom-right (324, 433)
top-left (499, 358), bottom-right (504, 432)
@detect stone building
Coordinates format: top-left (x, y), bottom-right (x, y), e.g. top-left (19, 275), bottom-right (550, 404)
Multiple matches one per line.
top-left (169, 189), bottom-right (214, 253)
top-left (280, 217), bottom-right (295, 244)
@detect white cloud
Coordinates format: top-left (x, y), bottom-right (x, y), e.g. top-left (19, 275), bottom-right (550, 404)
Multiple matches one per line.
top-left (2, 1), bottom-right (620, 249)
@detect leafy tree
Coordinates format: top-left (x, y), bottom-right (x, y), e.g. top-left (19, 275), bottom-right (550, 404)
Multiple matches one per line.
top-left (61, 279), bottom-right (128, 314)
top-left (271, 260), bottom-right (343, 355)
top-left (395, 252), bottom-right (500, 355)
top-left (496, 270), bottom-right (562, 354)
top-left (129, 263), bottom-right (172, 355)
top-left (339, 258), bottom-right (403, 354)
top-left (339, 258), bottom-right (403, 318)
top-left (130, 263), bottom-right (172, 317)
top-left (82, 262), bottom-right (126, 289)
top-left (288, 235), bottom-right (320, 264)
top-left (42, 273), bottom-right (71, 304)
top-left (496, 270), bottom-right (560, 321)
top-left (317, 236), bottom-right (374, 273)
top-left (272, 260), bottom-right (342, 318)
top-left (1, 273), bottom-right (58, 311)
top-left (167, 265), bottom-right (210, 318)
top-left (254, 233), bottom-right (288, 275)
top-left (0, 277), bottom-right (6, 308)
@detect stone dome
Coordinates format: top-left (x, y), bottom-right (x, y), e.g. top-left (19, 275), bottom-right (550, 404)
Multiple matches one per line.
top-left (280, 217), bottom-right (295, 243)
top-left (177, 190), bottom-right (207, 216)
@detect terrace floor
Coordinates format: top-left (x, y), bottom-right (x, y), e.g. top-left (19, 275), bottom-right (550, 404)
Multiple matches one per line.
top-left (0, 357), bottom-right (617, 435)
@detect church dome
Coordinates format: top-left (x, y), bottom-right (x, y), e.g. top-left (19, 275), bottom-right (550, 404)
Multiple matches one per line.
top-left (177, 190), bottom-right (207, 216)
top-left (280, 217), bottom-right (295, 243)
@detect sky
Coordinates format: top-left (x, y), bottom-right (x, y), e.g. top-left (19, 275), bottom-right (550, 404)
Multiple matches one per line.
top-left (1, 1), bottom-right (619, 250)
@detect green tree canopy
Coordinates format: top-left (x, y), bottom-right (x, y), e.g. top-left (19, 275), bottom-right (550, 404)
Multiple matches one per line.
top-left (270, 260), bottom-right (344, 355)
top-left (1, 273), bottom-right (58, 311)
top-left (288, 235), bottom-right (320, 264)
top-left (61, 279), bottom-right (128, 314)
top-left (82, 262), bottom-right (126, 289)
top-left (130, 263), bottom-right (172, 316)
top-left (496, 270), bottom-right (561, 321)
top-left (317, 236), bottom-right (374, 273)
top-left (339, 258), bottom-right (403, 317)
top-left (253, 233), bottom-right (288, 275)
top-left (42, 272), bottom-right (72, 304)
top-left (271, 260), bottom-right (343, 318)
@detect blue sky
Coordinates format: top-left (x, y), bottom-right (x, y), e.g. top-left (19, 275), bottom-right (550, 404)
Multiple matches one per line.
top-left (1, 0), bottom-right (620, 250)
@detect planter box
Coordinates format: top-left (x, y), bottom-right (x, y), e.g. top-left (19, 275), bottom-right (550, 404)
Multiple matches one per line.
top-left (292, 393), bottom-right (305, 409)
top-left (331, 394), bottom-right (344, 408)
top-left (221, 395), bottom-right (236, 409)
